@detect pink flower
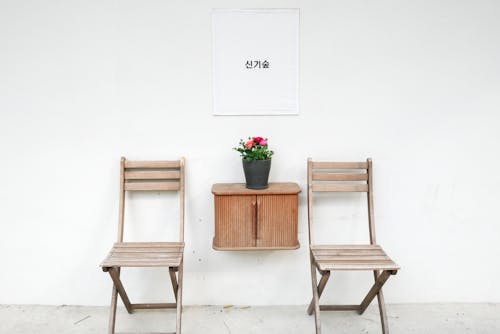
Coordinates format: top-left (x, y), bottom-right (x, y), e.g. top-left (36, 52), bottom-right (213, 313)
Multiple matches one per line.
top-left (245, 140), bottom-right (255, 149)
top-left (259, 140), bottom-right (267, 146)
top-left (253, 137), bottom-right (263, 144)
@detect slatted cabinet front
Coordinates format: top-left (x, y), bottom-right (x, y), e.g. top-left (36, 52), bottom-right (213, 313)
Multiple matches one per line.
top-left (214, 195), bottom-right (256, 248)
top-left (212, 183), bottom-right (301, 250)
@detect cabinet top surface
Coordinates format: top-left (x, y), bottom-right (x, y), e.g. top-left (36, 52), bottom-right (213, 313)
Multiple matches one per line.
top-left (212, 182), bottom-right (301, 195)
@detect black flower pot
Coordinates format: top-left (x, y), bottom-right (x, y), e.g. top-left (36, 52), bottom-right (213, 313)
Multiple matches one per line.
top-left (242, 159), bottom-right (271, 189)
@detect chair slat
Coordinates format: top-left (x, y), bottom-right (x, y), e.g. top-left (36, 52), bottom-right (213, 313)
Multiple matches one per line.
top-left (312, 172), bottom-right (368, 181)
top-left (125, 170), bottom-right (180, 180)
top-left (315, 256), bottom-right (390, 262)
top-left (102, 259), bottom-right (181, 267)
top-left (109, 253), bottom-right (182, 259)
top-left (311, 245), bottom-right (381, 250)
top-left (112, 248), bottom-right (183, 253)
top-left (312, 162), bottom-right (368, 169)
top-left (124, 160), bottom-right (180, 169)
top-left (113, 242), bottom-right (184, 247)
top-left (124, 181), bottom-right (180, 191)
top-left (314, 252), bottom-right (389, 260)
top-left (319, 263), bottom-right (399, 271)
top-left (312, 250), bottom-right (385, 256)
top-left (312, 183), bottom-right (368, 192)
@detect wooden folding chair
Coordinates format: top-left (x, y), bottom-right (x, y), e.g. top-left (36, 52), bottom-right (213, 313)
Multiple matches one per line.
top-left (307, 158), bottom-right (400, 334)
top-left (100, 157), bottom-right (185, 334)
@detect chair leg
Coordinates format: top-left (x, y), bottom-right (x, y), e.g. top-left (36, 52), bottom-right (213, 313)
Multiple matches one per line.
top-left (106, 267), bottom-right (120, 334)
top-left (374, 270), bottom-right (390, 334)
top-left (176, 258), bottom-right (184, 334)
top-left (309, 253), bottom-right (322, 334)
top-left (307, 270), bottom-right (330, 315)
top-left (108, 285), bottom-right (118, 334)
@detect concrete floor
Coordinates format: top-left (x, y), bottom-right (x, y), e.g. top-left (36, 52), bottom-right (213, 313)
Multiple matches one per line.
top-left (0, 304), bottom-right (499, 333)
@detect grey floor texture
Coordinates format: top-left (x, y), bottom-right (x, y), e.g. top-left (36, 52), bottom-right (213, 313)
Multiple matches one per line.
top-left (0, 304), bottom-right (499, 334)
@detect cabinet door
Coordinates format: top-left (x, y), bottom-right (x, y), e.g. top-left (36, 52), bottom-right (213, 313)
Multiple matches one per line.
top-left (256, 194), bottom-right (299, 248)
top-left (214, 195), bottom-right (257, 248)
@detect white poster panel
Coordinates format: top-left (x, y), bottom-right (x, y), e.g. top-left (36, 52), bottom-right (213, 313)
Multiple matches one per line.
top-left (212, 9), bottom-right (299, 115)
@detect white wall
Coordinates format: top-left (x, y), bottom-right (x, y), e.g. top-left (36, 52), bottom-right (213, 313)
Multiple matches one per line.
top-left (1, 0), bottom-right (500, 306)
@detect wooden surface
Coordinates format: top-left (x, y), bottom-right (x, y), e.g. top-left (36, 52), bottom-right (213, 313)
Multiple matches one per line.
top-left (213, 195), bottom-right (256, 248)
top-left (310, 245), bottom-right (400, 271)
top-left (312, 172), bottom-right (368, 181)
top-left (257, 194), bottom-right (299, 248)
top-left (124, 160), bottom-right (181, 168)
top-left (123, 160), bottom-right (182, 192)
top-left (311, 183), bottom-right (368, 192)
top-left (124, 181), bottom-right (180, 191)
top-left (212, 243), bottom-right (300, 251)
top-left (311, 161), bottom-right (368, 169)
top-left (212, 182), bottom-right (301, 195)
top-left (213, 182), bottom-right (300, 250)
top-left (310, 160), bottom-right (369, 194)
top-left (125, 170), bottom-right (181, 180)
top-left (101, 242), bottom-right (184, 267)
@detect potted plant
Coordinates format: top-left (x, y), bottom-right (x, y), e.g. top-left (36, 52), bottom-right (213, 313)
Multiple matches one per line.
top-left (234, 136), bottom-right (274, 189)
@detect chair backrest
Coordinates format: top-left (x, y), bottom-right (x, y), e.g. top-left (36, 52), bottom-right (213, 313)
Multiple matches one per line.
top-left (307, 158), bottom-right (376, 246)
top-left (116, 157), bottom-right (185, 243)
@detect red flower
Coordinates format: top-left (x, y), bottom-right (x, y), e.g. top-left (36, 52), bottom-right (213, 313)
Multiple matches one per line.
top-left (253, 137), bottom-right (264, 144)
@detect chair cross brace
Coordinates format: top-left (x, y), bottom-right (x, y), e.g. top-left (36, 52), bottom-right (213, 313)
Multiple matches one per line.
top-left (307, 270), bottom-right (330, 315)
top-left (169, 267), bottom-right (179, 302)
top-left (103, 266), bottom-right (180, 314)
top-left (307, 267), bottom-right (398, 334)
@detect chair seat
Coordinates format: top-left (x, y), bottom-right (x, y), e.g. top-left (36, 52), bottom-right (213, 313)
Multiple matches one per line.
top-left (311, 244), bottom-right (400, 271)
top-left (101, 242), bottom-right (184, 268)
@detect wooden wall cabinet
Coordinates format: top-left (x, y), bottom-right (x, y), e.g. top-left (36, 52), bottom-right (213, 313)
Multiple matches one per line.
top-left (212, 183), bottom-right (301, 250)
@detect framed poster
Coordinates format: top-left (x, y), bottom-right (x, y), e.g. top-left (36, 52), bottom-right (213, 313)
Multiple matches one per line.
top-left (212, 9), bottom-right (299, 115)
